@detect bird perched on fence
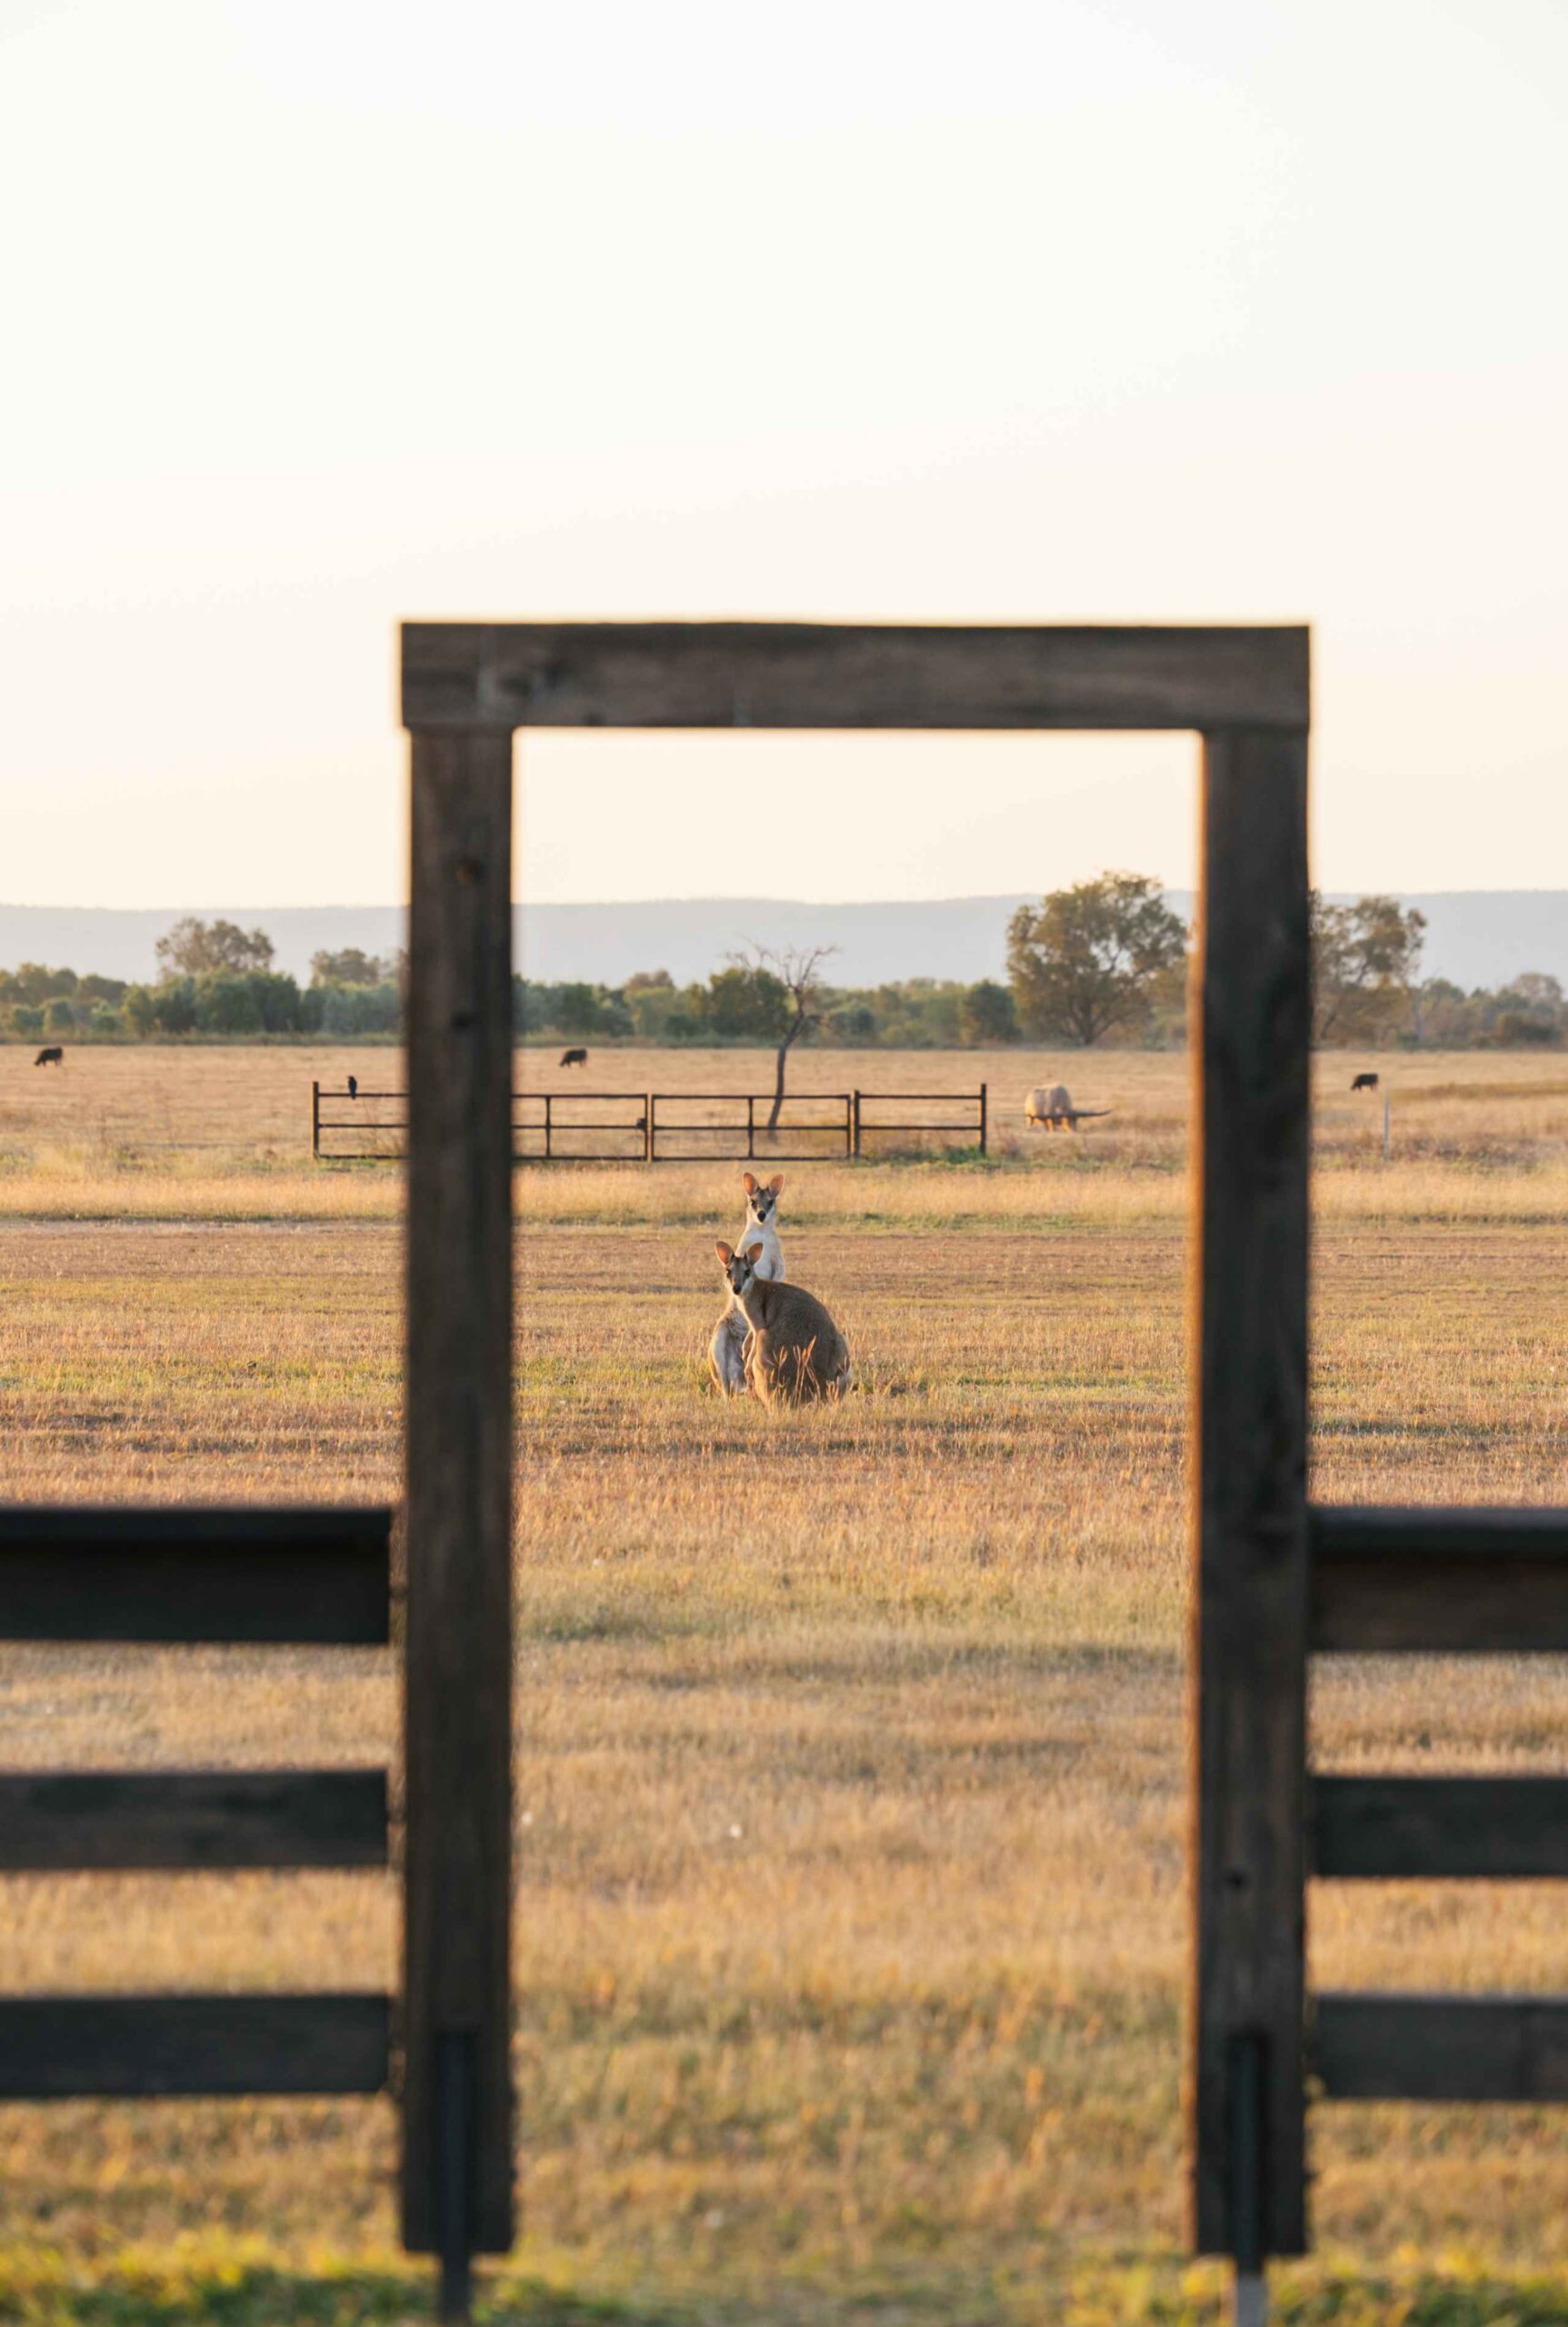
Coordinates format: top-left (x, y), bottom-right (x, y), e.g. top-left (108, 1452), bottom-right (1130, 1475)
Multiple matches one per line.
top-left (347, 1074), bottom-right (358, 1100)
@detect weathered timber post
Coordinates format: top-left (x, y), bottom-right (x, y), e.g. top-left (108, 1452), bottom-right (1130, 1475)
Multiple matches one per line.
top-left (978, 1082), bottom-right (988, 1157)
top-left (644, 1094), bottom-right (654, 1164)
top-left (311, 1080), bottom-right (321, 1160)
top-left (852, 1089), bottom-right (862, 1159)
top-left (1189, 726), bottom-right (1312, 2305)
top-left (403, 728), bottom-right (515, 2314)
top-left (746, 1094), bottom-right (755, 1161)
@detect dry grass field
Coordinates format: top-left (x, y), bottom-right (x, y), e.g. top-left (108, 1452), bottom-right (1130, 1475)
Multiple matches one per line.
top-left (0, 1043), bottom-right (1565, 2322)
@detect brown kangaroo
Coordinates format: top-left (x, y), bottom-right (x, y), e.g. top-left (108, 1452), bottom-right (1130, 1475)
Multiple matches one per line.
top-left (714, 1240), bottom-right (851, 1407)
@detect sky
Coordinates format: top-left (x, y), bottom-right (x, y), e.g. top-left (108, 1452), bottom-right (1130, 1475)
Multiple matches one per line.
top-left (2, 0), bottom-right (1565, 908)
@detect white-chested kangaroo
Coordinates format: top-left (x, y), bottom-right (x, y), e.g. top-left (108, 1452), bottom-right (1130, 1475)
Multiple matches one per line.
top-left (708, 1174), bottom-right (786, 1395)
top-left (714, 1240), bottom-right (851, 1407)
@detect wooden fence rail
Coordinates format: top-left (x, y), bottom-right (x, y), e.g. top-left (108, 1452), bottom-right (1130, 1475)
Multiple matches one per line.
top-left (313, 1083), bottom-right (989, 1163)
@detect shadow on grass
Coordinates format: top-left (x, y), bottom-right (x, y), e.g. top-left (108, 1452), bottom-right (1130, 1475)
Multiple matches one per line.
top-left (0, 2260), bottom-right (646, 2327)
top-left (7, 2260), bottom-right (1568, 2327)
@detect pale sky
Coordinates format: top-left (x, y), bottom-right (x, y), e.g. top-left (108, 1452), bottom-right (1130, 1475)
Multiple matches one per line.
top-left (3, 0), bottom-right (1565, 907)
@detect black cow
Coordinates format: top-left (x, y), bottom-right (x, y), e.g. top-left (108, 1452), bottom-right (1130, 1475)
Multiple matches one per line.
top-left (347, 1074), bottom-right (358, 1100)
top-left (34, 1046), bottom-right (64, 1067)
top-left (1351, 1072), bottom-right (1379, 1093)
top-left (560, 1047), bottom-right (588, 1068)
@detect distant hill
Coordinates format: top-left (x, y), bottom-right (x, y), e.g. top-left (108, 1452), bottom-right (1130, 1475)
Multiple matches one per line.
top-left (0, 892), bottom-right (1563, 994)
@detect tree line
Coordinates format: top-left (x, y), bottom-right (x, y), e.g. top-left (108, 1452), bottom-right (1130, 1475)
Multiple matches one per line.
top-left (0, 919), bottom-right (404, 1041)
top-left (3, 886), bottom-right (1563, 1050)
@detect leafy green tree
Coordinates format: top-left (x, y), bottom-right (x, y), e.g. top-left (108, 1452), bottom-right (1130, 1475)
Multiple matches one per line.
top-left (826, 1002), bottom-right (878, 1045)
top-left (701, 964), bottom-right (791, 1043)
top-left (310, 947), bottom-right (392, 987)
top-left (5, 963), bottom-right (77, 1004)
top-left (155, 917), bottom-right (275, 978)
top-left (960, 979), bottom-right (1018, 1045)
top-left (1311, 894), bottom-right (1426, 1043)
top-left (1007, 873), bottom-right (1187, 1046)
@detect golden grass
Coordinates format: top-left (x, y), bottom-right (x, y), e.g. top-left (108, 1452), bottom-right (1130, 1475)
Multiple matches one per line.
top-left (0, 1049), bottom-right (1565, 2316)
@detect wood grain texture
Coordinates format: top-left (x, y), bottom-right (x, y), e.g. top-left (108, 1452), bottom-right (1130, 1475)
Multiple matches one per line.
top-left (0, 1505), bottom-right (392, 1643)
top-left (1313, 1993), bottom-right (1568, 2101)
top-left (1313, 1775), bottom-right (1568, 1879)
top-left (1189, 727), bottom-right (1312, 2260)
top-left (402, 729), bottom-right (515, 2255)
top-left (1311, 1507), bottom-right (1568, 1653)
top-left (0, 1769), bottom-right (387, 1871)
top-left (401, 622), bottom-right (1310, 734)
top-left (0, 1993), bottom-right (389, 2097)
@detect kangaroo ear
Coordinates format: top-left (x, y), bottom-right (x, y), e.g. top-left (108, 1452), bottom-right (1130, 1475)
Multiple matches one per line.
top-left (745, 1242), bottom-right (764, 1263)
top-left (742, 1172), bottom-right (757, 1194)
top-left (715, 1241), bottom-right (734, 1264)
top-left (768, 1173), bottom-right (784, 1193)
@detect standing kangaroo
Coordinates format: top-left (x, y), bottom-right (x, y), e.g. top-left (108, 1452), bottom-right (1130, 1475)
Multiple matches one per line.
top-left (708, 1174), bottom-right (785, 1396)
top-left (714, 1240), bottom-right (851, 1406)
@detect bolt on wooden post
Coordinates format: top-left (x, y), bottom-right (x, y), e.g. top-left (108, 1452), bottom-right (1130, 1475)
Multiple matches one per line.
top-left (402, 727), bottom-right (516, 2299)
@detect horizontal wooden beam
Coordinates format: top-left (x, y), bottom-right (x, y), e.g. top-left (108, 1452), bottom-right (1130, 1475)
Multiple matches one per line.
top-left (1313, 1775), bottom-right (1568, 1879)
top-left (0, 1506), bottom-right (393, 1643)
top-left (1310, 1504), bottom-right (1568, 1653)
top-left (402, 621), bottom-right (1310, 734)
top-left (0, 1992), bottom-right (390, 2097)
top-left (1313, 1992), bottom-right (1568, 2101)
top-left (0, 1770), bottom-right (388, 1871)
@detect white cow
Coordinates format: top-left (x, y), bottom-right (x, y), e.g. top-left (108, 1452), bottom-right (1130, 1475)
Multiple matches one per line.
top-left (1024, 1083), bottom-right (1074, 1132)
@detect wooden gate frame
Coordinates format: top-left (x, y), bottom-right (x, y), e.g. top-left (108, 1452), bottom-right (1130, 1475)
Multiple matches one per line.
top-left (0, 709), bottom-right (517, 2321)
top-left (402, 610), bottom-right (1312, 2287)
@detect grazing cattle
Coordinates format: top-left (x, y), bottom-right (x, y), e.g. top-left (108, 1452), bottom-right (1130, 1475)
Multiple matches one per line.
top-left (1351, 1072), bottom-right (1379, 1093)
top-left (1025, 1082), bottom-right (1074, 1130)
top-left (34, 1046), bottom-right (64, 1067)
top-left (560, 1047), bottom-right (588, 1068)
top-left (346, 1074), bottom-right (358, 1100)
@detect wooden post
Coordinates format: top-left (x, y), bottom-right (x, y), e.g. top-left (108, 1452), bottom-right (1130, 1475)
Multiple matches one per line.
top-left (644, 1094), bottom-right (654, 1164)
top-left (403, 729), bottom-right (515, 2280)
top-left (852, 1089), bottom-right (862, 1159)
top-left (544, 1092), bottom-right (552, 1163)
top-left (978, 1082), bottom-right (988, 1157)
top-left (746, 1094), bottom-right (755, 1161)
top-left (312, 1080), bottom-right (321, 1160)
top-left (1189, 727), bottom-right (1312, 2270)
top-left (647, 1094), bottom-right (657, 1163)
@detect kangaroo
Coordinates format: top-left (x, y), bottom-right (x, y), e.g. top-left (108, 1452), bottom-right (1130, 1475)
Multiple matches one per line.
top-left (708, 1174), bottom-right (786, 1396)
top-left (740, 1172), bottom-right (784, 1279)
top-left (714, 1240), bottom-right (851, 1407)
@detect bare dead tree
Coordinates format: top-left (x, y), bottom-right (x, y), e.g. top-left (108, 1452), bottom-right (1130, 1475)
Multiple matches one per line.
top-left (733, 944), bottom-right (837, 1133)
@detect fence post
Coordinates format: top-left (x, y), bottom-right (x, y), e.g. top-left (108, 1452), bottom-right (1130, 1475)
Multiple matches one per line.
top-left (747, 1094), bottom-right (755, 1161)
top-left (1190, 727), bottom-right (1311, 2282)
top-left (544, 1092), bottom-right (552, 1163)
top-left (978, 1082), bottom-right (987, 1157)
top-left (647, 1094), bottom-right (656, 1163)
top-left (402, 728), bottom-right (515, 2294)
top-left (312, 1080), bottom-right (320, 1160)
top-left (644, 1094), bottom-right (654, 1164)
top-left (852, 1089), bottom-right (862, 1159)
